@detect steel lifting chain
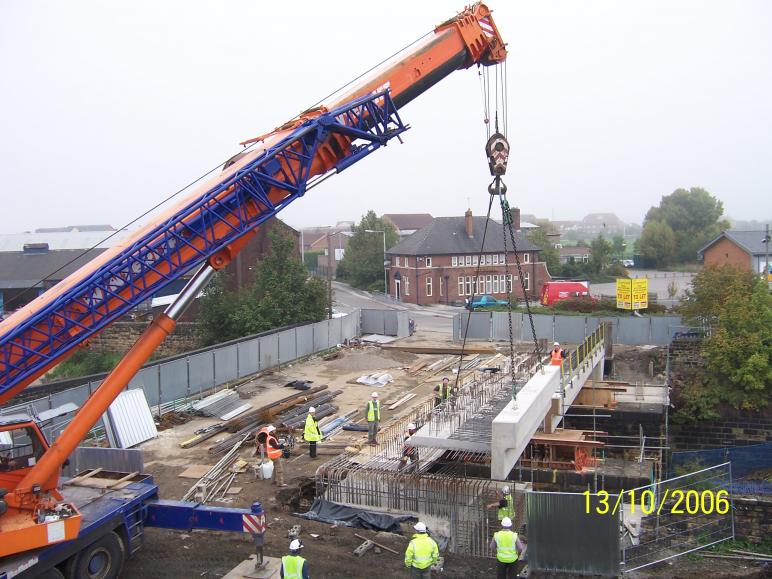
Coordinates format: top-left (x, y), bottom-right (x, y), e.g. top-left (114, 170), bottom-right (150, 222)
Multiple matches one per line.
top-left (496, 185), bottom-right (518, 395)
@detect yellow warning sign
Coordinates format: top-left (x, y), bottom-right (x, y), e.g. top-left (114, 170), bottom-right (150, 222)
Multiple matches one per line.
top-left (617, 278), bottom-right (648, 310)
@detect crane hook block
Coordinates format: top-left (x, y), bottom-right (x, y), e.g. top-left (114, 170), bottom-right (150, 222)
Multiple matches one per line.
top-left (485, 132), bottom-right (510, 176)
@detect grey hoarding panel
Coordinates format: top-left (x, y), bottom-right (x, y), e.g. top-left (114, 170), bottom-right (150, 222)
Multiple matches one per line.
top-left (384, 311), bottom-right (397, 336)
top-left (50, 385), bottom-right (90, 411)
top-left (396, 311), bottom-right (409, 338)
top-left (527, 492), bottom-right (620, 576)
top-left (361, 309), bottom-right (386, 335)
top-left (530, 314), bottom-right (554, 341)
top-left (453, 313), bottom-right (461, 341)
top-left (63, 447), bottom-right (144, 478)
top-left (260, 333), bottom-right (280, 369)
top-left (128, 367), bottom-right (160, 407)
top-left (342, 311), bottom-right (359, 340)
top-left (491, 312), bottom-right (522, 341)
top-left (160, 358), bottom-right (188, 401)
top-left (651, 316), bottom-right (682, 345)
top-left (469, 312), bottom-right (491, 339)
top-left (188, 352), bottom-right (215, 396)
top-left (313, 321), bottom-right (329, 352)
top-left (329, 317), bottom-right (344, 346)
top-left (296, 325), bottom-right (314, 358)
top-left (214, 343), bottom-right (238, 385)
top-left (617, 316), bottom-right (650, 345)
top-left (239, 338), bottom-right (260, 377)
top-left (555, 315), bottom-right (587, 345)
top-left (278, 329), bottom-right (297, 364)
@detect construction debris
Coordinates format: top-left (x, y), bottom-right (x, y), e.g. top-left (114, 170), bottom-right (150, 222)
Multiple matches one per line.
top-left (355, 373), bottom-right (393, 386)
top-left (380, 344), bottom-right (496, 354)
top-left (353, 533), bottom-right (399, 555)
top-left (193, 389), bottom-right (251, 420)
top-left (353, 539), bottom-right (374, 556)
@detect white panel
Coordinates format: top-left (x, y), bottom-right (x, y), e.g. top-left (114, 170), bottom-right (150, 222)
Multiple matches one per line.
top-left (106, 389), bottom-right (158, 449)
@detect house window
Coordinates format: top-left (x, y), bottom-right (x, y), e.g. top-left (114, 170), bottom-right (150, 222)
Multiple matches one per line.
top-left (582, 254), bottom-right (589, 263)
top-left (426, 277), bottom-right (432, 297)
top-left (493, 276), bottom-right (499, 293)
top-left (465, 255), bottom-right (472, 266)
top-left (485, 254), bottom-right (492, 265)
top-left (452, 256), bottom-right (458, 267)
top-left (458, 276), bottom-right (465, 296)
top-left (465, 276), bottom-right (472, 295)
top-left (500, 254), bottom-right (506, 264)
top-left (426, 257), bottom-right (432, 267)
top-left (405, 277), bottom-right (410, 296)
top-left (507, 274), bottom-right (513, 292)
top-left (473, 255), bottom-right (479, 266)
top-left (439, 276), bottom-right (444, 297)
top-left (404, 257), bottom-right (409, 267)
top-left (492, 254), bottom-right (499, 265)
top-left (486, 275), bottom-right (492, 294)
top-left (395, 256), bottom-right (400, 267)
top-left (523, 272), bottom-right (530, 291)
top-left (523, 253), bottom-right (530, 264)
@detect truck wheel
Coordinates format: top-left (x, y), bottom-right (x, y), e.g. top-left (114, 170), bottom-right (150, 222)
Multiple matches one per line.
top-left (38, 568), bottom-right (65, 579)
top-left (66, 531), bottom-right (125, 579)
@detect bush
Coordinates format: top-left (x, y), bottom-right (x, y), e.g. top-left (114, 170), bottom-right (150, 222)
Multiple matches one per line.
top-left (46, 350), bottom-right (123, 382)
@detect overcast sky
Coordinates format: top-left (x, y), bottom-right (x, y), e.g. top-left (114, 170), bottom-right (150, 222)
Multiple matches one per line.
top-left (1, 0), bottom-right (770, 235)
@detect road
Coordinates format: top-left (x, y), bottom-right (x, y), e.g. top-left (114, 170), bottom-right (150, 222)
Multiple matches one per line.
top-left (331, 281), bottom-right (455, 334)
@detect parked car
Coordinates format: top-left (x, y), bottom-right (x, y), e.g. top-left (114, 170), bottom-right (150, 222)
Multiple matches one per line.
top-left (465, 294), bottom-right (509, 310)
top-left (620, 259), bottom-right (635, 268)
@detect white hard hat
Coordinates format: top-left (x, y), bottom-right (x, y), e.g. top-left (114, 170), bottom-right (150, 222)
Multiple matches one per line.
top-left (501, 517), bottom-right (513, 528)
top-left (266, 425), bottom-right (276, 433)
top-left (371, 392), bottom-right (379, 398)
top-left (308, 406), bottom-right (316, 413)
top-left (553, 342), bottom-right (560, 346)
top-left (289, 539), bottom-right (302, 551)
top-left (502, 485), bottom-right (510, 494)
top-left (408, 423), bottom-right (416, 430)
top-left (414, 522), bottom-right (427, 532)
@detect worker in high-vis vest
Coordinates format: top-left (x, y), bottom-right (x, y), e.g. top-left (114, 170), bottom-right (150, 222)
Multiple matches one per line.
top-left (486, 485), bottom-right (515, 522)
top-left (280, 539), bottom-right (309, 579)
top-left (303, 406), bottom-right (322, 459)
top-left (550, 341), bottom-right (565, 366)
top-left (404, 521), bottom-right (439, 578)
top-left (365, 392), bottom-right (381, 445)
top-left (489, 517), bottom-right (525, 579)
top-left (433, 377), bottom-right (454, 407)
top-left (255, 424), bottom-right (285, 485)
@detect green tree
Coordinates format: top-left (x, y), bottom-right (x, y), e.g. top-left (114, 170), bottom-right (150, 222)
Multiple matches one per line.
top-left (636, 220), bottom-right (677, 267)
top-left (198, 230), bottom-right (329, 345)
top-left (675, 265), bottom-right (772, 419)
top-left (643, 187), bottom-right (729, 263)
top-left (337, 211), bottom-right (398, 290)
top-left (589, 235), bottom-right (613, 274)
top-left (612, 235), bottom-right (626, 257)
top-left (526, 221), bottom-right (560, 275)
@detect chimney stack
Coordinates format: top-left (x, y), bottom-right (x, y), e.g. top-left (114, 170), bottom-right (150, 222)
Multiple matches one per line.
top-left (512, 207), bottom-right (521, 230)
top-left (465, 209), bottom-right (474, 238)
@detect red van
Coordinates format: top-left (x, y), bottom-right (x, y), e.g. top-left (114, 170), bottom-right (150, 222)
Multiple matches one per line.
top-left (540, 280), bottom-right (591, 306)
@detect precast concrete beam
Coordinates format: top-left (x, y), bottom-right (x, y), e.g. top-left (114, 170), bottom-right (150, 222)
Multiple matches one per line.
top-left (491, 347), bottom-right (605, 480)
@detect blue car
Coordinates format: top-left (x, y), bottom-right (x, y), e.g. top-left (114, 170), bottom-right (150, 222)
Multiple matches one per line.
top-left (465, 294), bottom-right (510, 310)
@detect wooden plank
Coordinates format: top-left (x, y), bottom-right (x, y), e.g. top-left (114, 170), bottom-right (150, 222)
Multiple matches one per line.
top-left (107, 471), bottom-right (139, 489)
top-left (64, 467), bottom-right (103, 485)
top-left (179, 465), bottom-right (214, 479)
top-left (388, 393), bottom-right (416, 410)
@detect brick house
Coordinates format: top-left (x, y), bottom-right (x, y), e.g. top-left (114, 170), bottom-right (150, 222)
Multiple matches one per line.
top-left (698, 230), bottom-right (772, 275)
top-left (385, 209), bottom-right (550, 305)
top-left (559, 246), bottom-right (592, 264)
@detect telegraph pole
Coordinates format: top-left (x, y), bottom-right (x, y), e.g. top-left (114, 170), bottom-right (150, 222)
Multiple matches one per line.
top-left (327, 231), bottom-right (333, 319)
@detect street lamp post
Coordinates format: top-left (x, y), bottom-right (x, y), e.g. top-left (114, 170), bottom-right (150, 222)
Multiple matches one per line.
top-left (365, 229), bottom-right (388, 296)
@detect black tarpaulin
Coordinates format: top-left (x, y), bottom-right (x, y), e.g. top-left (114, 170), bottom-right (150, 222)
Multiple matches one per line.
top-left (296, 498), bottom-right (415, 533)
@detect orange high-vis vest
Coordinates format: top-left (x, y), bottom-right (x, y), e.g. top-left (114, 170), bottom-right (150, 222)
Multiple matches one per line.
top-left (257, 427), bottom-right (283, 460)
top-left (550, 349), bottom-right (563, 366)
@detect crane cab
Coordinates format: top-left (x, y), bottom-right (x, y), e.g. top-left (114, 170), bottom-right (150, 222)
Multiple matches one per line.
top-left (0, 414), bottom-right (81, 557)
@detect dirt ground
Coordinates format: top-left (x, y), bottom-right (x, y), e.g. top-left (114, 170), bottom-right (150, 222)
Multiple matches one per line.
top-left (119, 344), bottom-right (767, 578)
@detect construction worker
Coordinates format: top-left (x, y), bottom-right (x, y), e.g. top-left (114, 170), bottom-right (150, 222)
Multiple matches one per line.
top-left (489, 517), bottom-right (525, 579)
top-left (486, 485), bottom-right (515, 522)
top-left (404, 521), bottom-right (439, 578)
top-left (255, 424), bottom-right (285, 486)
top-left (280, 539), bottom-right (309, 579)
top-left (433, 377), bottom-right (453, 407)
top-left (365, 392), bottom-right (381, 445)
top-left (550, 342), bottom-right (565, 366)
top-left (303, 406), bottom-right (322, 459)
top-left (399, 423), bottom-right (419, 469)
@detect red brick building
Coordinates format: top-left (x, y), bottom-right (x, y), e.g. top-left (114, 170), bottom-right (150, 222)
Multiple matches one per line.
top-left (698, 230), bottom-right (771, 276)
top-left (385, 210), bottom-right (551, 305)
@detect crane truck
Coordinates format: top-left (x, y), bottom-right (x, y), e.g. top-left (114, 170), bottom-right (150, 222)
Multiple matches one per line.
top-left (0, 4), bottom-right (507, 578)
